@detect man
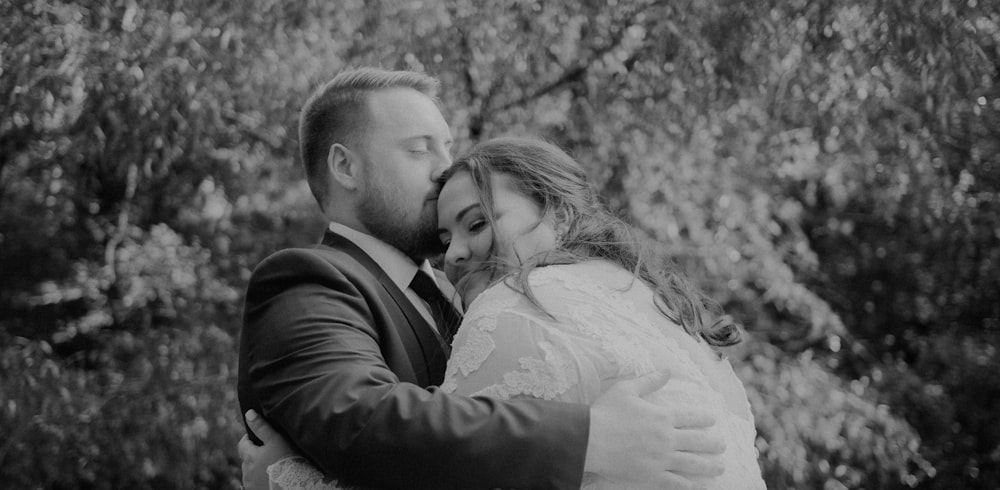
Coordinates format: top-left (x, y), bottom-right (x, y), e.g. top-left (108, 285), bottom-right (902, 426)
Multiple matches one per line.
top-left (238, 67), bottom-right (725, 489)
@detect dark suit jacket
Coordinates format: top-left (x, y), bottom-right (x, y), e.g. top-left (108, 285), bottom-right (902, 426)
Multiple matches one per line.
top-left (238, 230), bottom-right (589, 489)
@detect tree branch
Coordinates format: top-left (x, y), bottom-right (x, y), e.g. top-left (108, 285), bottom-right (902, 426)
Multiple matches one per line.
top-left (489, 2), bottom-right (652, 114)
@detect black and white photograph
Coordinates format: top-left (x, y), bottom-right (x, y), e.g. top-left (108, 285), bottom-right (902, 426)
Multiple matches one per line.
top-left (1, 1), bottom-right (997, 488)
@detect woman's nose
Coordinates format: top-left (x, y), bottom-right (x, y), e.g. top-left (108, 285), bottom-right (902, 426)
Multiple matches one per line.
top-left (445, 240), bottom-right (468, 267)
top-left (444, 241), bottom-right (469, 285)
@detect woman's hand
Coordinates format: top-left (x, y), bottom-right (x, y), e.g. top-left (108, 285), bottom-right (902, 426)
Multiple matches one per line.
top-left (238, 410), bottom-right (297, 490)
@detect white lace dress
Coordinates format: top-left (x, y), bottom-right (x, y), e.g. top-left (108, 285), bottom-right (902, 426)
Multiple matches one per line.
top-left (267, 261), bottom-right (765, 489)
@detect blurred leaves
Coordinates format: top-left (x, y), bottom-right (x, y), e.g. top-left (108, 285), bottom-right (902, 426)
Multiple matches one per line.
top-left (736, 341), bottom-right (930, 489)
top-left (1, 0), bottom-right (998, 488)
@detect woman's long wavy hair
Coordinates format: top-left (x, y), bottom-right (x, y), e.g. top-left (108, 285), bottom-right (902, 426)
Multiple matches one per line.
top-left (439, 137), bottom-right (742, 348)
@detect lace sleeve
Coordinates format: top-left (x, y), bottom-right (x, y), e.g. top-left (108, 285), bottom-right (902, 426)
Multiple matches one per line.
top-left (267, 456), bottom-right (360, 490)
top-left (441, 276), bottom-right (604, 404)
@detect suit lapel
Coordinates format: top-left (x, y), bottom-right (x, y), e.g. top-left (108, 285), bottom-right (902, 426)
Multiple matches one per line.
top-left (321, 230), bottom-right (450, 386)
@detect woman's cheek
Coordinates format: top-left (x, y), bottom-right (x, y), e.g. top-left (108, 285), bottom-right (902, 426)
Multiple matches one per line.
top-left (515, 225), bottom-right (557, 259)
top-left (472, 231), bottom-right (497, 262)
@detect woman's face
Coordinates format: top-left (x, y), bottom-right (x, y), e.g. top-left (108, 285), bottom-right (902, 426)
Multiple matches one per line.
top-left (436, 171), bottom-right (560, 300)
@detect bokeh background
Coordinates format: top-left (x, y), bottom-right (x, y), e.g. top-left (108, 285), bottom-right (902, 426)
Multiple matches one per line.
top-left (1, 0), bottom-right (998, 488)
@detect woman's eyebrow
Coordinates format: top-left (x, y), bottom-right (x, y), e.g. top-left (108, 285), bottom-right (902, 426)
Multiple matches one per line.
top-left (455, 203), bottom-right (480, 223)
top-left (437, 203), bottom-right (480, 233)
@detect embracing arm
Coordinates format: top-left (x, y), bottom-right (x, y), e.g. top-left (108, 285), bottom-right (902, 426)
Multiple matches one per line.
top-left (239, 248), bottom-right (588, 489)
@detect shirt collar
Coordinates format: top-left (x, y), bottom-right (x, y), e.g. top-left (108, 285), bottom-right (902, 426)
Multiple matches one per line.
top-left (327, 222), bottom-right (436, 290)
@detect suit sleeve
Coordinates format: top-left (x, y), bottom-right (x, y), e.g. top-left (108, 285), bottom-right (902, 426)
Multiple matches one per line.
top-left (239, 248), bottom-right (589, 489)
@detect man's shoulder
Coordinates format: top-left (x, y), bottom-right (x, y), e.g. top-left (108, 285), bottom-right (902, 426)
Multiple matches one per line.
top-left (257, 243), bottom-right (344, 263)
top-left (251, 244), bottom-right (373, 282)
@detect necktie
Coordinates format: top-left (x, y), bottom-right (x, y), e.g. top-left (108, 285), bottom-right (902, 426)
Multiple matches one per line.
top-left (409, 271), bottom-right (463, 345)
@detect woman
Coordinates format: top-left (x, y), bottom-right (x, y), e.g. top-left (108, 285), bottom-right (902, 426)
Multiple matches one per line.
top-left (255, 137), bottom-right (765, 489)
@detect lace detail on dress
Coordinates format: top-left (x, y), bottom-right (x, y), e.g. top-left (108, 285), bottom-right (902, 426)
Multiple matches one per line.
top-left (471, 340), bottom-right (578, 400)
top-left (267, 457), bottom-right (359, 490)
top-left (531, 265), bottom-right (723, 391)
top-left (440, 291), bottom-right (519, 394)
top-left (528, 268), bottom-right (654, 377)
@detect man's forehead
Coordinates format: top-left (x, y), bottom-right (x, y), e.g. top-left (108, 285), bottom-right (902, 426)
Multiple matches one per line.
top-left (366, 88), bottom-right (450, 137)
top-left (367, 88), bottom-right (438, 116)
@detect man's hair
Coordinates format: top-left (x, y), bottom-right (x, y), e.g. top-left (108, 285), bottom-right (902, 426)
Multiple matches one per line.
top-left (298, 68), bottom-right (441, 208)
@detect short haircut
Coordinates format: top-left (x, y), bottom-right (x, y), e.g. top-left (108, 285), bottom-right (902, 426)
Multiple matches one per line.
top-left (298, 67), bottom-right (441, 207)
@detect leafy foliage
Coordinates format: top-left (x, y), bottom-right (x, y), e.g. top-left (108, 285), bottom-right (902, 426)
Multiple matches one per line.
top-left (737, 342), bottom-right (929, 489)
top-left (1, 0), bottom-right (997, 488)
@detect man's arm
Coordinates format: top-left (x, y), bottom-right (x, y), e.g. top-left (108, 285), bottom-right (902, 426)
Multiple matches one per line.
top-left (240, 248), bottom-right (588, 489)
top-left (239, 374), bottom-right (727, 490)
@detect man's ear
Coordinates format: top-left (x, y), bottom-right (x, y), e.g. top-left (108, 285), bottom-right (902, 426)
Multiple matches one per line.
top-left (328, 143), bottom-right (360, 190)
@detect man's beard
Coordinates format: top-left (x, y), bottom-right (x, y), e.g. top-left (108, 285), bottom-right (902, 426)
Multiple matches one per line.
top-left (357, 182), bottom-right (445, 260)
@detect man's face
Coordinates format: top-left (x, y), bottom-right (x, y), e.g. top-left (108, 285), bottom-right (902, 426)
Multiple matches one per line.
top-left (354, 87), bottom-right (453, 259)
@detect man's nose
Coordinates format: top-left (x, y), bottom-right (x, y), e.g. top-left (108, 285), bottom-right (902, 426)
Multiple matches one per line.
top-left (431, 151), bottom-right (453, 181)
